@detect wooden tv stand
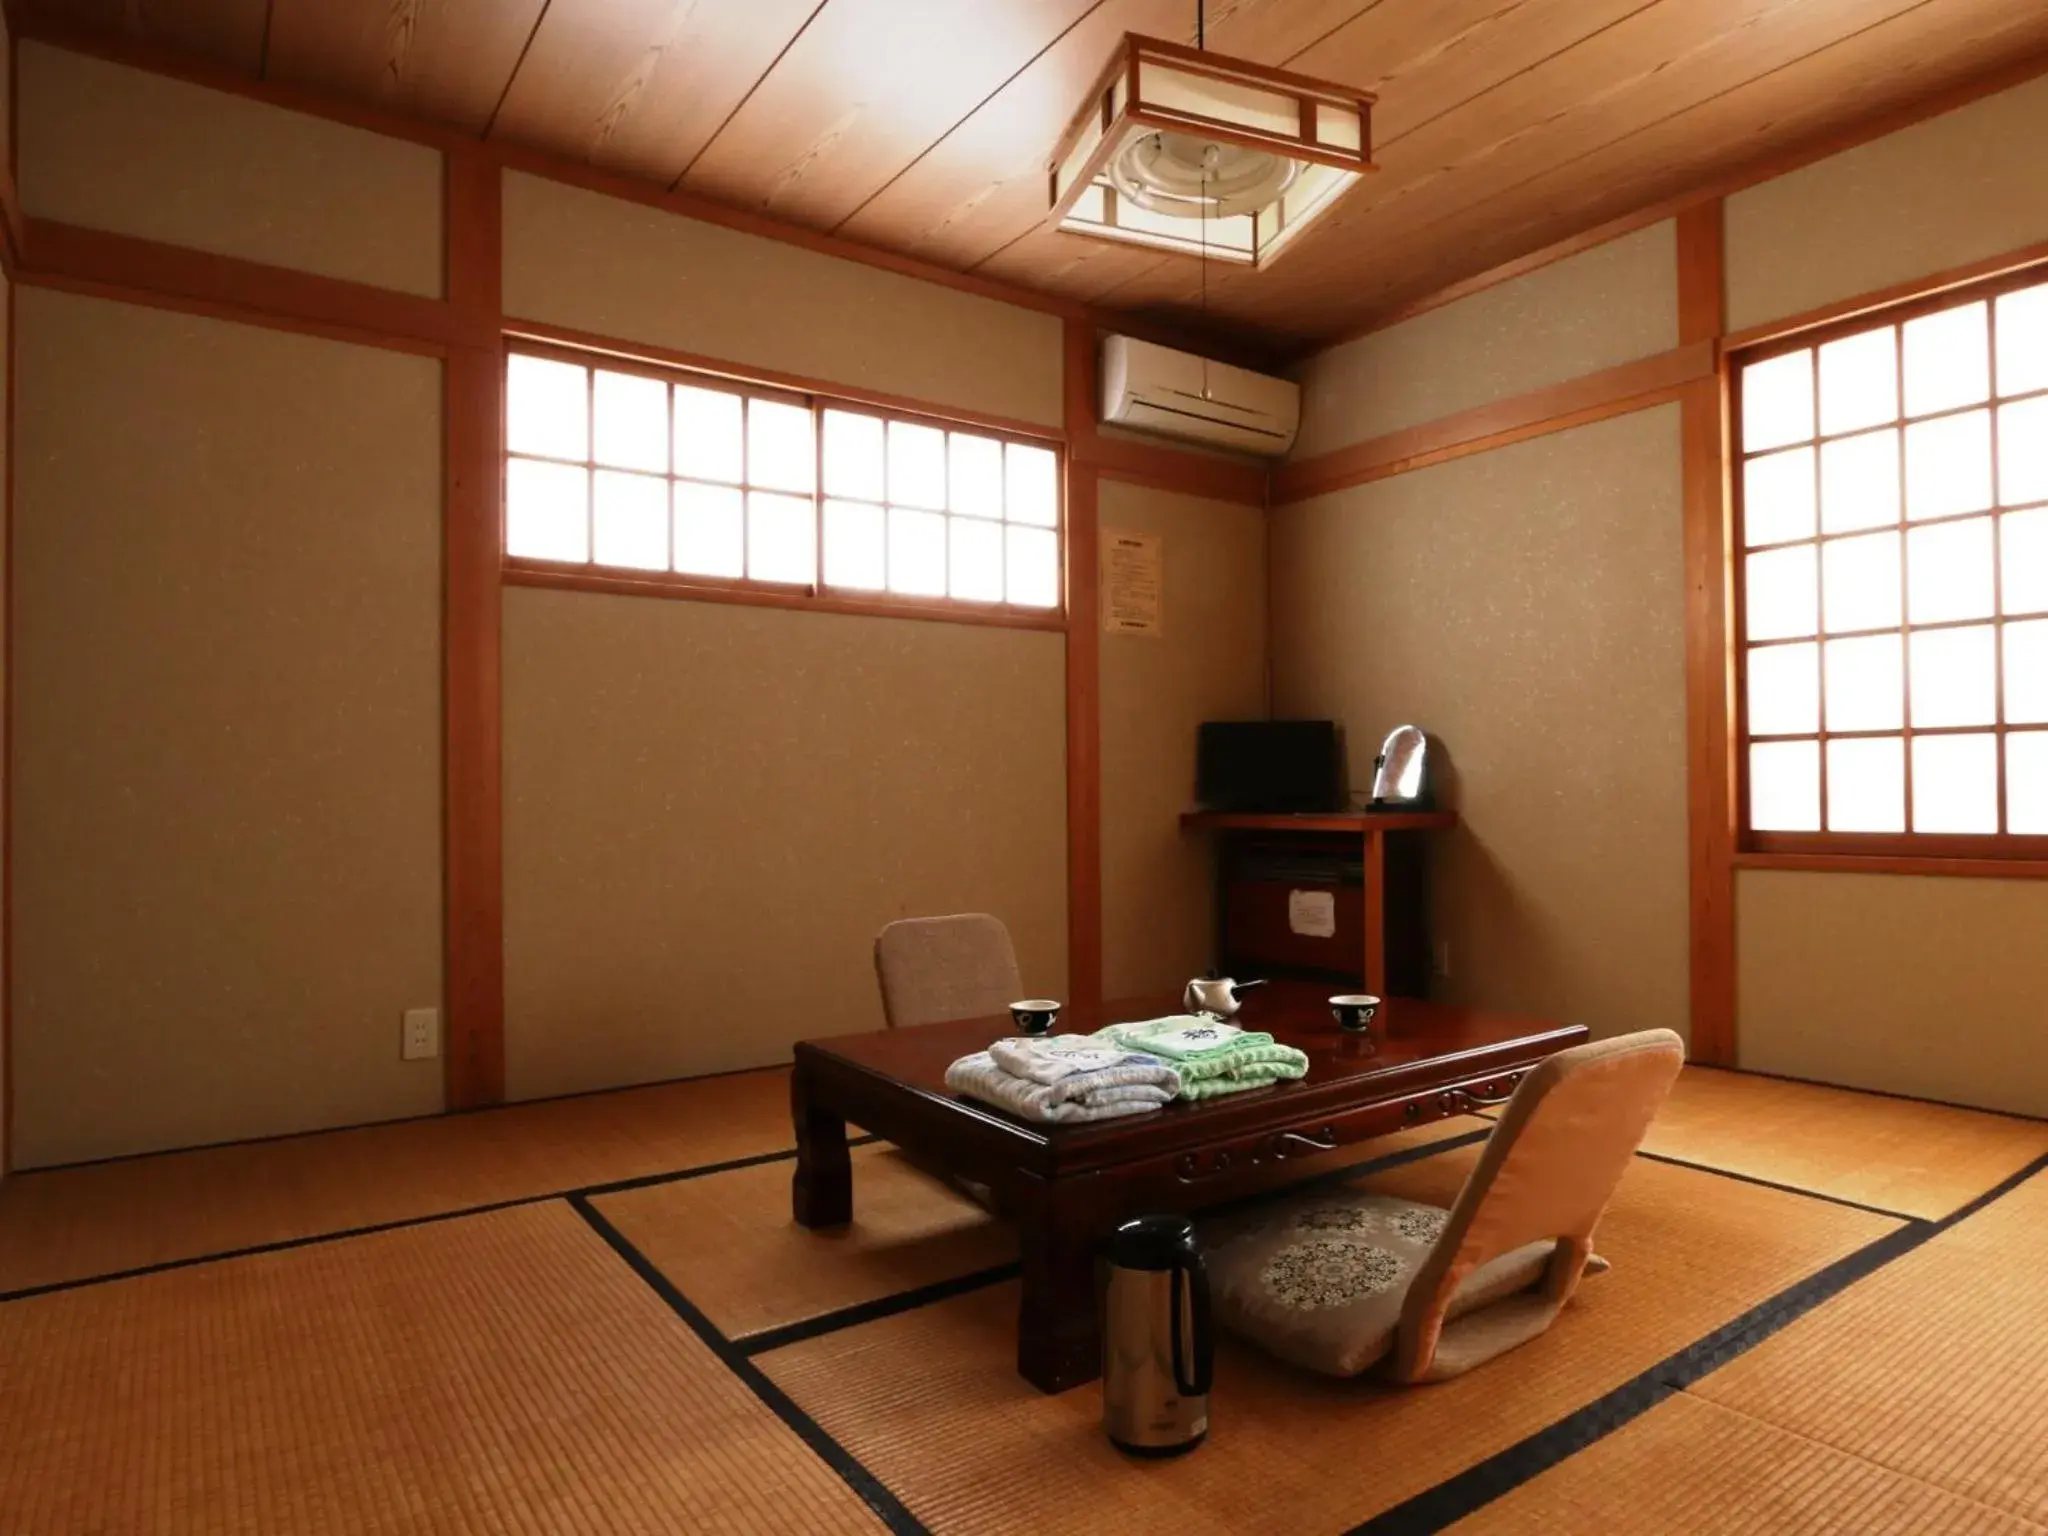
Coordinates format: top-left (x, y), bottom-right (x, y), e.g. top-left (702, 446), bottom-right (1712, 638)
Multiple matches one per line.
top-left (1179, 810), bottom-right (1459, 996)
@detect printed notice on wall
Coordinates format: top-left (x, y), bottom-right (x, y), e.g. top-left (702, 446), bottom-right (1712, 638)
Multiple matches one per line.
top-left (1102, 530), bottom-right (1164, 637)
top-left (1288, 889), bottom-right (1337, 939)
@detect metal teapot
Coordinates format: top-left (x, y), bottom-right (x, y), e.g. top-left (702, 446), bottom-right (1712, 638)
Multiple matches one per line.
top-left (1182, 975), bottom-right (1266, 1019)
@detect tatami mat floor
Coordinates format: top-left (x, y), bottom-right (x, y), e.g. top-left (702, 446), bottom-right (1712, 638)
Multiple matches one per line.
top-left (0, 1068), bottom-right (796, 1295)
top-left (1, 1061), bottom-right (2042, 1533)
top-left (1642, 1066), bottom-right (2048, 1219)
top-left (759, 1148), bottom-right (1897, 1535)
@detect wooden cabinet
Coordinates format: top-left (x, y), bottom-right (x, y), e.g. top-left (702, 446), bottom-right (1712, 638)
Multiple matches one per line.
top-left (1180, 810), bottom-right (1458, 997)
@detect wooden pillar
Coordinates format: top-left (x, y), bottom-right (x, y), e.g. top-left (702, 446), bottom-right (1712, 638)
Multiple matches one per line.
top-left (1064, 318), bottom-right (1103, 1011)
top-left (442, 145), bottom-right (505, 1108)
top-left (1678, 200), bottom-right (1737, 1065)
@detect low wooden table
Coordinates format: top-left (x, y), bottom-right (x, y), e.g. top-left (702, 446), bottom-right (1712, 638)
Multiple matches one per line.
top-left (790, 984), bottom-right (1586, 1393)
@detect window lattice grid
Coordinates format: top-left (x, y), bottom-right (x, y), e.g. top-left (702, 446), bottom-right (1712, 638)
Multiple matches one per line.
top-left (1735, 275), bottom-right (2048, 842)
top-left (501, 348), bottom-right (1063, 612)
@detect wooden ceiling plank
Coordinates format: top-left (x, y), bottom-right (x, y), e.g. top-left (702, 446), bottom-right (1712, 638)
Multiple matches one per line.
top-left (679, 0), bottom-right (1104, 232)
top-left (1290, 0), bottom-right (1650, 138)
top-left (977, 221), bottom-right (1172, 302)
top-left (1251, 0), bottom-right (2045, 334)
top-left (833, 0), bottom-right (1191, 265)
top-left (488, 0), bottom-right (825, 183)
top-left (1070, 0), bottom-right (1653, 328)
top-left (1113, 0), bottom-right (1957, 333)
top-left (838, 2), bottom-right (1392, 286)
top-left (264, 0), bottom-right (546, 134)
top-left (1320, 1), bottom-right (2048, 336)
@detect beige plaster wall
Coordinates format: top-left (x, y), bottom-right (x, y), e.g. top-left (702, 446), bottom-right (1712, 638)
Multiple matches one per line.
top-left (1269, 406), bottom-right (1690, 1042)
top-left (10, 290), bottom-right (445, 1167)
top-left (1291, 220), bottom-right (1678, 457)
top-left (17, 41), bottom-right (444, 298)
top-left (1726, 73), bottom-right (2048, 333)
top-left (501, 587), bottom-right (1068, 1098)
top-left (1737, 870), bottom-right (2048, 1117)
top-left (1098, 480), bottom-right (1267, 1001)
top-left (501, 171), bottom-right (1063, 429)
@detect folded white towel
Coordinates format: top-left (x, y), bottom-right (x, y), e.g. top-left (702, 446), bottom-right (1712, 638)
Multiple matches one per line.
top-left (987, 1033), bottom-right (1166, 1086)
top-left (944, 1049), bottom-right (1180, 1125)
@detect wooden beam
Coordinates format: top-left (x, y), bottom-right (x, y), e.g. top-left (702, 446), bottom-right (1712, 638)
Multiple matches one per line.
top-left (17, 218), bottom-right (466, 354)
top-left (1734, 850), bottom-right (2048, 881)
top-left (1679, 199), bottom-right (1736, 1067)
top-left (1272, 343), bottom-right (1715, 505)
top-left (442, 146), bottom-right (504, 1110)
top-left (1063, 318), bottom-right (1103, 1013)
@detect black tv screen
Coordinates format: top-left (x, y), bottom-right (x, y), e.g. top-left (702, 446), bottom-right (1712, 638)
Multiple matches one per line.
top-left (1197, 720), bottom-right (1340, 813)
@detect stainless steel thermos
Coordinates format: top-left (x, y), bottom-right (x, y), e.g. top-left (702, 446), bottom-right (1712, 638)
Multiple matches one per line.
top-left (1102, 1214), bottom-right (1213, 1456)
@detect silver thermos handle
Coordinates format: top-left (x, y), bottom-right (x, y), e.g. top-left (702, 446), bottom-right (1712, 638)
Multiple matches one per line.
top-left (1169, 1248), bottom-right (1214, 1398)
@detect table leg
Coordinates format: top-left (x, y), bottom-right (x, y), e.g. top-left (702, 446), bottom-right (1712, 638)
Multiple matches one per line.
top-left (1015, 1175), bottom-right (1107, 1393)
top-left (790, 1062), bottom-right (852, 1229)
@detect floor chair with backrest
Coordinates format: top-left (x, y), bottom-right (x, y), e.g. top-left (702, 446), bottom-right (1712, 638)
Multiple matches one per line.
top-left (873, 913), bottom-right (1023, 1031)
top-left (871, 912), bottom-right (1026, 1213)
top-left (1200, 1029), bottom-right (1684, 1382)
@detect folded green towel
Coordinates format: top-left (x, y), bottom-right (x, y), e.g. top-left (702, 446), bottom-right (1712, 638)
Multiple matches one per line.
top-left (1176, 1060), bottom-right (1308, 1100)
top-left (1094, 1017), bottom-right (1309, 1100)
top-left (1171, 1041), bottom-right (1310, 1083)
top-left (1096, 1016), bottom-right (1277, 1062)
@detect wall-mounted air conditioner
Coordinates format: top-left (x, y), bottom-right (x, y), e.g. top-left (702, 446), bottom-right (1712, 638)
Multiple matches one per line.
top-left (1100, 334), bottom-right (1300, 457)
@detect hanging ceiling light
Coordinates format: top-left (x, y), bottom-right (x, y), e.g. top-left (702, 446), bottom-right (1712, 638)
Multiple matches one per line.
top-left (1047, 33), bottom-right (1376, 268)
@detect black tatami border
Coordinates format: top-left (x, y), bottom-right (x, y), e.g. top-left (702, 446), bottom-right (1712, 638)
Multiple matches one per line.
top-left (571, 1195), bottom-right (931, 1536)
top-left (0, 1134), bottom-right (880, 1305)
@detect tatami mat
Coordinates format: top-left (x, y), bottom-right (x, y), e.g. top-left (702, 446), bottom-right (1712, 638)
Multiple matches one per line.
top-left (0, 1069), bottom-right (795, 1295)
top-left (759, 1145), bottom-right (1900, 1534)
top-left (1641, 1066), bottom-right (2048, 1219)
top-left (595, 1141), bottom-right (1015, 1342)
top-left (1450, 1392), bottom-right (2044, 1534)
top-left (0, 1201), bottom-right (889, 1534)
top-left (594, 1117), bottom-right (1489, 1346)
top-left (1688, 1165), bottom-right (2048, 1527)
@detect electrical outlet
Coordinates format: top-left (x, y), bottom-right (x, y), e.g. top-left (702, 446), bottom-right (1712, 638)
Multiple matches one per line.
top-left (1433, 941), bottom-right (1453, 979)
top-left (402, 1007), bottom-right (440, 1061)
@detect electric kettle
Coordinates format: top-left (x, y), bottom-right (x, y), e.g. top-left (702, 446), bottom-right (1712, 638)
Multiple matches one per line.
top-left (1102, 1214), bottom-right (1213, 1456)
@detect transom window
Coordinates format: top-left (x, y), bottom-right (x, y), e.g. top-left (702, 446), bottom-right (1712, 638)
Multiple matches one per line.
top-left (502, 347), bottom-right (1062, 612)
top-left (1735, 272), bottom-right (2048, 851)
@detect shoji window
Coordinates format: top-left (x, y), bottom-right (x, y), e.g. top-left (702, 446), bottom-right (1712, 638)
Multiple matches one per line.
top-left (502, 346), bottom-right (1063, 616)
top-left (1734, 271), bottom-right (2048, 854)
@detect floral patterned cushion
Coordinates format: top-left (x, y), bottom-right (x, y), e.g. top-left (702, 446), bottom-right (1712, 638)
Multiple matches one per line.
top-left (1197, 1190), bottom-right (1607, 1379)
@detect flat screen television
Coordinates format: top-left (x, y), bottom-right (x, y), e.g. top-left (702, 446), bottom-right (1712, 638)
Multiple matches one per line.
top-left (1196, 720), bottom-right (1341, 813)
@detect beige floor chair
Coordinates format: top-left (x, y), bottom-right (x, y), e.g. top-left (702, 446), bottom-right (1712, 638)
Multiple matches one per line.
top-left (873, 914), bottom-right (1022, 1030)
top-left (1202, 1029), bottom-right (1683, 1383)
top-left (872, 914), bottom-right (1024, 1213)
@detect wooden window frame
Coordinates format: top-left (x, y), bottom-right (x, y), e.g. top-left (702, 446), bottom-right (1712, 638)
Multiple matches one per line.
top-left (499, 339), bottom-right (1069, 633)
top-left (1730, 261), bottom-right (2048, 866)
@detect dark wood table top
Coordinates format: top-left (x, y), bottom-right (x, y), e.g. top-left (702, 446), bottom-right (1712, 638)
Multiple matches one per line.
top-left (794, 981), bottom-right (1585, 1176)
